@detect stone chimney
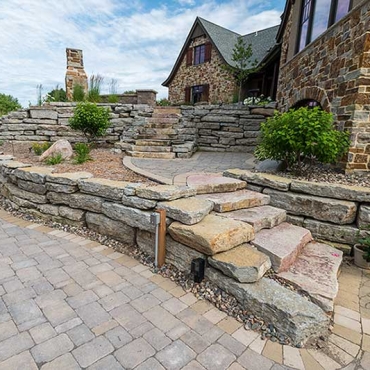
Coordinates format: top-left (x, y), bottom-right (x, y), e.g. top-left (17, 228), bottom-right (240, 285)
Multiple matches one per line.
top-left (65, 48), bottom-right (88, 101)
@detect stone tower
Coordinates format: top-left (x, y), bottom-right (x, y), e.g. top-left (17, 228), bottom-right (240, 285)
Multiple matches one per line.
top-left (65, 48), bottom-right (88, 101)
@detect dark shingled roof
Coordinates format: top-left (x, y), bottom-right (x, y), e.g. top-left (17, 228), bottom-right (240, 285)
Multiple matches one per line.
top-left (162, 17), bottom-right (280, 86)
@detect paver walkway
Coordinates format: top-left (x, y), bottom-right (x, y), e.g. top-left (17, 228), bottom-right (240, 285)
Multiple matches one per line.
top-left (1, 209), bottom-right (370, 369)
top-left (124, 152), bottom-right (255, 184)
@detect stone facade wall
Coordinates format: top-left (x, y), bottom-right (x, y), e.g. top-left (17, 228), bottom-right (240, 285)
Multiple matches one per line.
top-left (65, 48), bottom-right (88, 101)
top-left (177, 105), bottom-right (274, 154)
top-left (0, 103), bottom-right (153, 144)
top-left (234, 171), bottom-right (370, 250)
top-left (277, 0), bottom-right (370, 172)
top-left (168, 35), bottom-right (236, 104)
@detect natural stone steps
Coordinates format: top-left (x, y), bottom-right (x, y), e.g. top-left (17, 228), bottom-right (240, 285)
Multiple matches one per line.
top-left (146, 118), bottom-right (179, 125)
top-left (278, 241), bottom-right (343, 312)
top-left (197, 190), bottom-right (270, 212)
top-left (219, 205), bottom-right (286, 232)
top-left (151, 112), bottom-right (181, 118)
top-left (131, 145), bottom-right (172, 153)
top-left (208, 244), bottom-right (271, 283)
top-left (153, 107), bottom-right (181, 115)
top-left (136, 134), bottom-right (177, 140)
top-left (140, 128), bottom-right (177, 136)
top-left (168, 214), bottom-right (255, 255)
top-left (135, 139), bottom-right (172, 146)
top-left (251, 222), bottom-right (313, 273)
top-left (186, 174), bottom-right (246, 194)
top-left (126, 151), bottom-right (176, 159)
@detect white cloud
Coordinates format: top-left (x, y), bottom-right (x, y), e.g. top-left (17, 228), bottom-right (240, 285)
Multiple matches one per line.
top-left (0, 0), bottom-right (284, 106)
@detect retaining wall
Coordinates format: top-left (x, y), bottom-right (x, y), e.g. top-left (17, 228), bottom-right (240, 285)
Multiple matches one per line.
top-left (226, 169), bottom-right (370, 250)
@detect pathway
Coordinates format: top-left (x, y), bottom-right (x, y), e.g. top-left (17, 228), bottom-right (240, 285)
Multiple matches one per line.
top-left (0, 209), bottom-right (370, 369)
top-left (124, 152), bottom-right (256, 184)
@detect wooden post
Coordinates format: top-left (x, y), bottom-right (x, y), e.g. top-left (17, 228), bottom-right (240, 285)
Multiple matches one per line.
top-left (156, 209), bottom-right (166, 267)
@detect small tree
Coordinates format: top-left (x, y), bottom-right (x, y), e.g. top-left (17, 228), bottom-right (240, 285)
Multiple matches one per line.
top-left (69, 102), bottom-right (110, 143)
top-left (45, 85), bottom-right (67, 102)
top-left (0, 93), bottom-right (21, 116)
top-left (255, 107), bottom-right (350, 171)
top-left (222, 38), bottom-right (259, 106)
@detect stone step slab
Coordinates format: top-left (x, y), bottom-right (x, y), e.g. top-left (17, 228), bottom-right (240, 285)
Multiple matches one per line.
top-left (206, 268), bottom-right (330, 345)
top-left (197, 190), bottom-right (270, 213)
top-left (141, 127), bottom-right (177, 136)
top-left (135, 140), bottom-right (171, 146)
top-left (136, 185), bottom-right (196, 201)
top-left (240, 170), bottom-right (291, 191)
top-left (131, 145), bottom-right (172, 153)
top-left (219, 205), bottom-right (287, 232)
top-left (153, 107), bottom-right (181, 115)
top-left (278, 242), bottom-right (343, 312)
top-left (136, 134), bottom-right (177, 140)
top-left (156, 197), bottom-right (213, 225)
top-left (168, 214), bottom-right (255, 255)
top-left (14, 166), bottom-right (54, 184)
top-left (251, 222), bottom-right (313, 272)
top-left (186, 174), bottom-right (246, 194)
top-left (264, 188), bottom-right (357, 225)
top-left (208, 244), bottom-right (271, 283)
top-left (127, 151), bottom-right (176, 159)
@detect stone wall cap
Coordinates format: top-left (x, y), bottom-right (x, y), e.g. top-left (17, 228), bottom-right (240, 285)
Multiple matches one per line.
top-left (46, 172), bottom-right (93, 185)
top-left (78, 177), bottom-right (131, 189)
top-left (2, 161), bottom-right (32, 169)
top-left (135, 89), bottom-right (158, 93)
top-left (136, 185), bottom-right (196, 201)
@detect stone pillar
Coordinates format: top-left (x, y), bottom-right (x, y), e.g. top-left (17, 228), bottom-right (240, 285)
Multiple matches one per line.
top-left (65, 48), bottom-right (88, 101)
top-left (136, 90), bottom-right (157, 106)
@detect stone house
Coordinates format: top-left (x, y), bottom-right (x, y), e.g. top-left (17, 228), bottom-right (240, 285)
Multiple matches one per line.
top-left (276, 0), bottom-right (370, 172)
top-left (162, 17), bottom-right (280, 104)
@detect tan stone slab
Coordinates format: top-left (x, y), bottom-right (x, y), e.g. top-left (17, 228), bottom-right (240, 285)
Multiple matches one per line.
top-left (198, 190), bottom-right (270, 213)
top-left (283, 346), bottom-right (304, 370)
top-left (334, 314), bottom-right (362, 333)
top-left (262, 340), bottom-right (283, 364)
top-left (136, 185), bottom-right (195, 200)
top-left (209, 244), bottom-right (271, 283)
top-left (14, 166), bottom-right (54, 184)
top-left (78, 177), bottom-right (131, 200)
top-left (334, 306), bottom-right (361, 322)
top-left (241, 170), bottom-right (291, 191)
top-left (46, 171), bottom-right (93, 185)
top-left (2, 160), bottom-right (31, 169)
top-left (223, 168), bottom-right (247, 179)
top-left (217, 316), bottom-right (242, 335)
top-left (156, 197), bottom-right (213, 225)
top-left (326, 341), bottom-right (353, 366)
top-left (249, 337), bottom-right (267, 354)
top-left (168, 214), bottom-right (255, 255)
top-left (186, 173), bottom-right (246, 194)
top-left (191, 300), bottom-right (213, 315)
top-left (329, 333), bottom-right (360, 357)
top-left (332, 324), bottom-right (362, 345)
top-left (307, 349), bottom-right (341, 370)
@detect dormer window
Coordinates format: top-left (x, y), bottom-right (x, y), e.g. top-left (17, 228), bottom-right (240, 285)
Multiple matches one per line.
top-left (186, 42), bottom-right (212, 66)
top-left (297, 0), bottom-right (352, 52)
top-left (194, 45), bottom-right (206, 65)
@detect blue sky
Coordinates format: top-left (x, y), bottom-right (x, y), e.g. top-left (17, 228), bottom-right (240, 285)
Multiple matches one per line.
top-left (0, 0), bottom-right (286, 106)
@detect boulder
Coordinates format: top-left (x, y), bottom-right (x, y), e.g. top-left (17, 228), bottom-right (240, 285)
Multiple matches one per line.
top-left (220, 205), bottom-right (286, 232)
top-left (136, 185), bottom-right (196, 201)
top-left (186, 174), bottom-right (246, 194)
top-left (39, 139), bottom-right (73, 161)
top-left (264, 188), bottom-right (357, 225)
top-left (278, 242), bottom-right (343, 312)
top-left (86, 212), bottom-right (136, 246)
top-left (14, 166), bottom-right (54, 184)
top-left (291, 180), bottom-right (370, 202)
top-left (168, 214), bottom-right (254, 255)
top-left (122, 195), bottom-right (157, 210)
top-left (136, 230), bottom-right (206, 272)
top-left (46, 172), bottom-right (93, 186)
top-left (47, 192), bottom-right (103, 213)
top-left (206, 268), bottom-right (330, 345)
top-left (46, 183), bottom-right (78, 193)
top-left (251, 222), bottom-right (312, 272)
top-left (241, 171), bottom-right (291, 191)
top-left (197, 190), bottom-right (270, 213)
top-left (358, 205), bottom-right (370, 229)
top-left (209, 244), bottom-right (271, 283)
top-left (2, 182), bottom-right (48, 204)
top-left (18, 179), bottom-right (47, 195)
top-left (156, 197), bottom-right (213, 225)
top-left (77, 178), bottom-right (130, 201)
top-left (59, 206), bottom-right (85, 221)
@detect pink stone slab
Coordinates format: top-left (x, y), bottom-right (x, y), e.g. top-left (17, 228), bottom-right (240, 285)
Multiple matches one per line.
top-left (251, 222), bottom-right (312, 272)
top-left (278, 241), bottom-right (343, 312)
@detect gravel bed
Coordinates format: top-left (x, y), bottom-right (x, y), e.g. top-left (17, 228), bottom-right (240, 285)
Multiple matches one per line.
top-left (254, 164), bottom-right (370, 187)
top-left (0, 196), bottom-right (333, 349)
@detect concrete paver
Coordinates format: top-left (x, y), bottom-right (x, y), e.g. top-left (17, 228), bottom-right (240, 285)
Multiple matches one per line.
top-left (0, 211), bottom-right (370, 369)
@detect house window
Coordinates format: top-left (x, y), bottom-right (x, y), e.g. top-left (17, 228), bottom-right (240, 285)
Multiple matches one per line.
top-left (185, 84), bottom-right (210, 103)
top-left (297, 0), bottom-right (352, 52)
top-left (194, 45), bottom-right (206, 65)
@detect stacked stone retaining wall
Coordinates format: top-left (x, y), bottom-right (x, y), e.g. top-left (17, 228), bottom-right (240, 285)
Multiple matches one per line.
top-left (227, 170), bottom-right (370, 251)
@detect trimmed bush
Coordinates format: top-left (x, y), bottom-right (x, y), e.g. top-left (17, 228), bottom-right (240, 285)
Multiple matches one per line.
top-left (255, 107), bottom-right (350, 170)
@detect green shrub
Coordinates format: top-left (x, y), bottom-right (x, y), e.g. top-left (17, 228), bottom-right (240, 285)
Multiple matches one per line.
top-left (108, 94), bottom-right (119, 103)
top-left (255, 107), bottom-right (350, 170)
top-left (72, 84), bottom-right (85, 102)
top-left (0, 93), bottom-right (21, 116)
top-left (44, 153), bottom-right (63, 165)
top-left (32, 142), bottom-right (52, 155)
top-left (69, 102), bottom-right (110, 142)
top-left (157, 98), bottom-right (171, 106)
top-left (73, 143), bottom-right (92, 164)
top-left (45, 85), bottom-right (67, 102)
top-left (87, 74), bottom-right (103, 103)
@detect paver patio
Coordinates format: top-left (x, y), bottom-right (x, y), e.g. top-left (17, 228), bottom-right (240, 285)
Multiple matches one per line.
top-left (0, 208), bottom-right (370, 369)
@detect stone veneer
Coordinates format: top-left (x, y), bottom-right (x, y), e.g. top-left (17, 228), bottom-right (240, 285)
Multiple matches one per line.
top-left (65, 48), bottom-right (88, 101)
top-left (277, 0), bottom-right (370, 172)
top-left (168, 35), bottom-right (236, 104)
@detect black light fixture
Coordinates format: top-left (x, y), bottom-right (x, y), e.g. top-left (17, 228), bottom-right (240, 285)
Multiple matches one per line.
top-left (191, 258), bottom-right (205, 283)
